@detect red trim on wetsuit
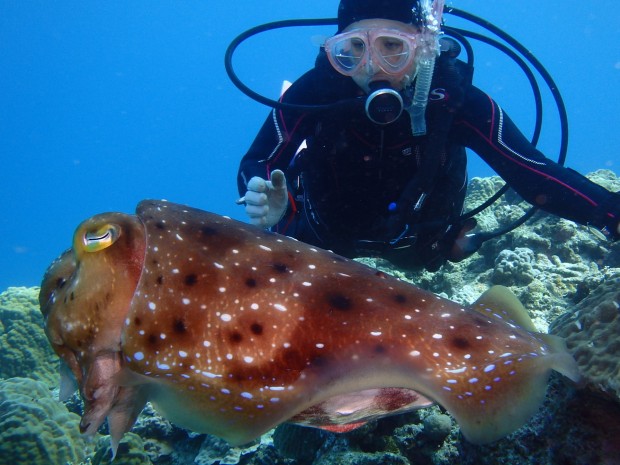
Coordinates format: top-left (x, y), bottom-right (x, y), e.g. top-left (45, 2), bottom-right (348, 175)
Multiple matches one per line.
top-left (462, 94), bottom-right (600, 208)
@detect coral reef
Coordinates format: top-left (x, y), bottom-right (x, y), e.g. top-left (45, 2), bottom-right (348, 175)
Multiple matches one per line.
top-left (91, 433), bottom-right (153, 465)
top-left (550, 273), bottom-right (620, 401)
top-left (0, 377), bottom-right (94, 465)
top-left (0, 287), bottom-right (58, 386)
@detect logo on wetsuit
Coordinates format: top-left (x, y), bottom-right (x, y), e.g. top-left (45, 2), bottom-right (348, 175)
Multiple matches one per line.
top-left (429, 87), bottom-right (448, 101)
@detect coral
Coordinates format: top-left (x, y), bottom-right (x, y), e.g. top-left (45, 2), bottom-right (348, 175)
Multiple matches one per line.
top-left (313, 434), bottom-right (409, 465)
top-left (0, 377), bottom-right (93, 465)
top-left (550, 273), bottom-right (620, 401)
top-left (195, 433), bottom-right (270, 465)
top-left (273, 423), bottom-right (332, 463)
top-left (91, 433), bottom-right (152, 465)
top-left (421, 412), bottom-right (452, 443)
top-left (0, 287), bottom-right (58, 386)
top-left (492, 247), bottom-right (537, 285)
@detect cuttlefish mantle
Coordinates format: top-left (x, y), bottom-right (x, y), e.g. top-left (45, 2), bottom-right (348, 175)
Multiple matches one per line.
top-left (39, 200), bottom-right (580, 455)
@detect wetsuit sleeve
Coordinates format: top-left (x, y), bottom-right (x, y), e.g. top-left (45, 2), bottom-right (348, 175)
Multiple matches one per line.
top-left (237, 68), bottom-right (328, 196)
top-left (237, 108), bottom-right (310, 195)
top-left (453, 86), bottom-right (620, 240)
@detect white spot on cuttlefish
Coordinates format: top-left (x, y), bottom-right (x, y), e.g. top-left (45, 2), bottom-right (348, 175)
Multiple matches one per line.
top-left (273, 303), bottom-right (287, 312)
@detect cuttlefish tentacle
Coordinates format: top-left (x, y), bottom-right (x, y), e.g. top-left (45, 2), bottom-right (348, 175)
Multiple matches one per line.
top-left (40, 200), bottom-right (580, 451)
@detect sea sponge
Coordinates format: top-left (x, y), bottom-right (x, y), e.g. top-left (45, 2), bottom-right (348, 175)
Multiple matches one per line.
top-left (0, 377), bottom-right (93, 465)
top-left (0, 287), bottom-right (58, 386)
top-left (550, 274), bottom-right (620, 401)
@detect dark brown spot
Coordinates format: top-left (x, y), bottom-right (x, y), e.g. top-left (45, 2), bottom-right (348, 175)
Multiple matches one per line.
top-left (394, 294), bottom-right (407, 304)
top-left (375, 271), bottom-right (387, 279)
top-left (134, 317), bottom-right (142, 326)
top-left (245, 278), bottom-right (257, 288)
top-left (229, 331), bottom-right (243, 344)
top-left (173, 319), bottom-right (186, 333)
top-left (148, 334), bottom-right (158, 345)
top-left (374, 344), bottom-right (387, 354)
top-left (156, 275), bottom-right (164, 285)
top-left (451, 337), bottom-right (471, 350)
top-left (250, 323), bottom-right (263, 335)
top-left (327, 293), bottom-right (352, 311)
top-left (184, 274), bottom-right (198, 286)
top-left (56, 277), bottom-right (66, 289)
top-left (155, 222), bottom-right (165, 230)
top-left (311, 355), bottom-right (329, 367)
top-left (272, 262), bottom-right (288, 273)
top-left (70, 292), bottom-right (75, 301)
top-left (200, 226), bottom-right (218, 236)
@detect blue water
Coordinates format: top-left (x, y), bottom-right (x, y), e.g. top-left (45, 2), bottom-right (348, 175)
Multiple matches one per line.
top-left (1, 0), bottom-right (618, 291)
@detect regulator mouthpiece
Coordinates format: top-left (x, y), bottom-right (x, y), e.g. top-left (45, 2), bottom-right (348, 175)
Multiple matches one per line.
top-left (365, 81), bottom-right (403, 125)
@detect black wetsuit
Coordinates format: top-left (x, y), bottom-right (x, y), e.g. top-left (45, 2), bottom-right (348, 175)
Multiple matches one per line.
top-left (238, 53), bottom-right (620, 270)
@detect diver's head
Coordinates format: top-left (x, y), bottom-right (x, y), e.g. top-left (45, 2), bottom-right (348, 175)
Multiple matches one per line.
top-left (327, 0), bottom-right (425, 93)
top-left (336, 0), bottom-right (423, 34)
top-left (325, 0), bottom-right (443, 125)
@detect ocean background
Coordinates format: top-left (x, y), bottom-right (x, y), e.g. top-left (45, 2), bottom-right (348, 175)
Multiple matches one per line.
top-left (1, 0), bottom-right (618, 292)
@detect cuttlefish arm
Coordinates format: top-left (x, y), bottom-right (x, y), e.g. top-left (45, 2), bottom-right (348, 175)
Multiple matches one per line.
top-left (40, 213), bottom-right (148, 454)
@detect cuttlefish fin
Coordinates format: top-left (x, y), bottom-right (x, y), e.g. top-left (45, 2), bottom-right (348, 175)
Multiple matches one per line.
top-left (473, 285), bottom-right (581, 382)
top-left (59, 360), bottom-right (78, 402)
top-left (534, 333), bottom-right (581, 383)
top-left (472, 285), bottom-right (537, 331)
top-left (446, 285), bottom-right (581, 444)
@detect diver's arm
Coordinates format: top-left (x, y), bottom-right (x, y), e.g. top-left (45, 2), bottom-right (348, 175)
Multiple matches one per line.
top-left (454, 86), bottom-right (620, 240)
top-left (236, 68), bottom-right (328, 197)
top-left (237, 107), bottom-right (309, 197)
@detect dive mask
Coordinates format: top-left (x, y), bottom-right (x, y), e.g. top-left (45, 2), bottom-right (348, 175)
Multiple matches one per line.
top-left (324, 28), bottom-right (418, 78)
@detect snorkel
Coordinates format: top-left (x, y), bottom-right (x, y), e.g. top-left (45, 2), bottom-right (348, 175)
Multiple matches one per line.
top-left (337, 0), bottom-right (446, 130)
top-left (407, 0), bottom-right (445, 135)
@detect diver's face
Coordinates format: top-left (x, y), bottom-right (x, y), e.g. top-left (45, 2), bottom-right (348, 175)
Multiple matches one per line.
top-left (343, 19), bottom-right (419, 93)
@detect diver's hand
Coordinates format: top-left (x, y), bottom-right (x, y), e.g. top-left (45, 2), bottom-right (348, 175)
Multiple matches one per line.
top-left (237, 170), bottom-right (288, 228)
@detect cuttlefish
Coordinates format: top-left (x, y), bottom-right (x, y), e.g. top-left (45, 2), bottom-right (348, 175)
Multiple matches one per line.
top-left (39, 200), bottom-right (580, 456)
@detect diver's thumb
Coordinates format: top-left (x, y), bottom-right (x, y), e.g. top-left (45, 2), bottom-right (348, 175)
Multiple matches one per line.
top-left (268, 170), bottom-right (286, 192)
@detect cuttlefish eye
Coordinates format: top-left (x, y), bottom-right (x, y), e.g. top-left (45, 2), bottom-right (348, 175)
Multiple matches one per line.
top-left (82, 224), bottom-right (120, 252)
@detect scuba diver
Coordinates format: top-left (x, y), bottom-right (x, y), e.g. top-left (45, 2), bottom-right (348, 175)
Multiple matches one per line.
top-left (235, 0), bottom-right (620, 271)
